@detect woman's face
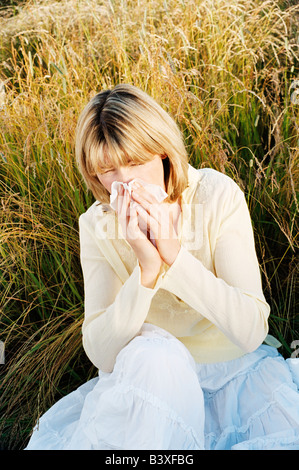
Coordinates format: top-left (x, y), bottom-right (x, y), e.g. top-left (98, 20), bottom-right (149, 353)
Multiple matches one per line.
top-left (96, 154), bottom-right (166, 194)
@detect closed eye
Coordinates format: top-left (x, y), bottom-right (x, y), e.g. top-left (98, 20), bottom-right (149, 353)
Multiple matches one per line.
top-left (127, 162), bottom-right (143, 167)
top-left (100, 168), bottom-right (115, 174)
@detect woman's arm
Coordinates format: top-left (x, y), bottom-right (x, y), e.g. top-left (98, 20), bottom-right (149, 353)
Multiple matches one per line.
top-left (79, 213), bottom-right (160, 373)
top-left (131, 174), bottom-right (270, 353)
top-left (159, 183), bottom-right (270, 353)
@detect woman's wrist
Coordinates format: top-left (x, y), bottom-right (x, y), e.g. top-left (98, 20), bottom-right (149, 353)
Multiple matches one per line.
top-left (139, 263), bottom-right (162, 289)
top-left (161, 240), bottom-right (181, 266)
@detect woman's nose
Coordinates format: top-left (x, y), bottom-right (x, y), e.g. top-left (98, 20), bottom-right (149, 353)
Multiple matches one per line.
top-left (115, 166), bottom-right (135, 184)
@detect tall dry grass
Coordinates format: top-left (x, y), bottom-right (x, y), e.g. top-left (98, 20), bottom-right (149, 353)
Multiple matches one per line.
top-left (0, 0), bottom-right (298, 449)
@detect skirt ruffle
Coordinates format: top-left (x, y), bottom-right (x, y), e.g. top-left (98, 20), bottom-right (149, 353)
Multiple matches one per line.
top-left (197, 345), bottom-right (299, 450)
top-left (25, 325), bottom-right (299, 450)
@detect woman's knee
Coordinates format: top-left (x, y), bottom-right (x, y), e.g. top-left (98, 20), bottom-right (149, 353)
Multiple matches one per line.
top-left (113, 327), bottom-right (205, 433)
top-left (115, 328), bottom-right (199, 399)
top-left (119, 328), bottom-right (192, 374)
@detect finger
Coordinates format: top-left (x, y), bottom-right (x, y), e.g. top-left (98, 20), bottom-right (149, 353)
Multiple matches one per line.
top-left (131, 192), bottom-right (163, 223)
top-left (127, 203), bottom-right (147, 241)
top-left (117, 186), bottom-right (130, 222)
top-left (136, 204), bottom-right (177, 240)
top-left (127, 202), bottom-right (139, 226)
top-left (135, 203), bottom-right (161, 240)
top-left (131, 183), bottom-right (159, 206)
top-left (116, 185), bottom-right (124, 214)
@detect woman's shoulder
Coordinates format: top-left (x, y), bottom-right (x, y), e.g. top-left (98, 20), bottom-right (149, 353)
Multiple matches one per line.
top-left (79, 200), bottom-right (113, 228)
top-left (188, 165), bottom-right (244, 203)
top-left (190, 165), bottom-right (242, 190)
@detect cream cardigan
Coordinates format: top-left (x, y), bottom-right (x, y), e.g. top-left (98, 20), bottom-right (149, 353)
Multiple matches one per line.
top-left (79, 165), bottom-right (270, 373)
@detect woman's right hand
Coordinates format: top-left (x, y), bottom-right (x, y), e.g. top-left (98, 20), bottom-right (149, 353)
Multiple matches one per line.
top-left (116, 186), bottom-right (163, 288)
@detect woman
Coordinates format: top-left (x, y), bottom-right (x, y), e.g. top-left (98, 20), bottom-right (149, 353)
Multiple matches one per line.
top-left (26, 84), bottom-right (299, 450)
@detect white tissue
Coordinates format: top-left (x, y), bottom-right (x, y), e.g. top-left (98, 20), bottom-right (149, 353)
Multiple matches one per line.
top-left (109, 178), bottom-right (168, 211)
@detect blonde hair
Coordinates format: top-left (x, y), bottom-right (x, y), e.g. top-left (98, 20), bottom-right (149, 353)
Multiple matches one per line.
top-left (75, 84), bottom-right (189, 204)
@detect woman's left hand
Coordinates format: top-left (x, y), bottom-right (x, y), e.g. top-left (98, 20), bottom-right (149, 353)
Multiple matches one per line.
top-left (131, 182), bottom-right (181, 267)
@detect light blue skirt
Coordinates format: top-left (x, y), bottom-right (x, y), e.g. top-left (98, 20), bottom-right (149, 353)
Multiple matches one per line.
top-left (25, 325), bottom-right (299, 450)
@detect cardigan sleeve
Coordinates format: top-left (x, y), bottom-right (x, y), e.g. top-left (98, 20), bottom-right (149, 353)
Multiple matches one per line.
top-left (161, 180), bottom-right (270, 353)
top-left (79, 213), bottom-right (160, 373)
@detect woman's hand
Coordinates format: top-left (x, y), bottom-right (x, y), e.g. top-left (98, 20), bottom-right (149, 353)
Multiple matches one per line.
top-left (116, 185), bottom-right (163, 288)
top-left (130, 182), bottom-right (181, 267)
